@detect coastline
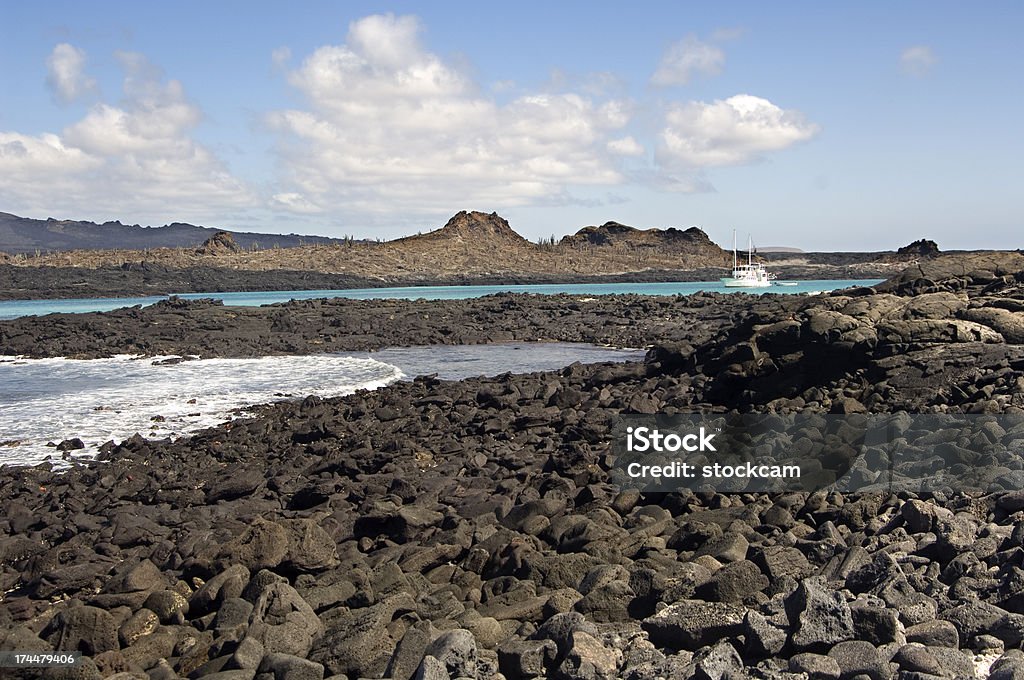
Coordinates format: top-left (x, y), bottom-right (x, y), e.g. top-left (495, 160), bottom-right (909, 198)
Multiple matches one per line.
top-left (0, 343), bottom-right (646, 468)
top-left (0, 261), bottom-right (904, 301)
top-left (0, 291), bottom-right (746, 359)
top-left (2, 253), bottom-right (1024, 678)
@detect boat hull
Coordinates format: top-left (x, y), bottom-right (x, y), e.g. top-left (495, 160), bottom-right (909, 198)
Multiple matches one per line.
top-left (720, 278), bottom-right (773, 288)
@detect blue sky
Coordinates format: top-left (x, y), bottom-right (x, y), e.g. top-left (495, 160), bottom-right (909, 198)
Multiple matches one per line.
top-left (1, 2), bottom-right (1021, 250)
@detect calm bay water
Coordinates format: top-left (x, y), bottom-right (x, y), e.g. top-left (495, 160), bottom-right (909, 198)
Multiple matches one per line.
top-left (0, 279), bottom-right (883, 320)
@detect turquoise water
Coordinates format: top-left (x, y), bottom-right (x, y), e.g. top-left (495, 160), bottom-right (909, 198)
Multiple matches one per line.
top-left (0, 279), bottom-right (883, 320)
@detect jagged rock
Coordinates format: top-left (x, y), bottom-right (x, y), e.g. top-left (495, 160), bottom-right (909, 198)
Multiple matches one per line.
top-left (941, 601), bottom-right (1008, 644)
top-left (247, 581), bottom-right (324, 657)
top-left (787, 576), bottom-right (855, 651)
top-left (118, 608), bottom-right (159, 647)
top-left (851, 604), bottom-right (904, 646)
top-left (876, 318), bottom-right (1004, 344)
top-left (230, 636), bottom-right (265, 670)
top-left (555, 630), bottom-right (622, 680)
top-left (410, 655), bottom-right (450, 680)
top-left (497, 638), bottom-right (558, 680)
top-left (963, 307), bottom-right (1024, 344)
top-left (641, 600), bottom-right (746, 651)
top-left (143, 590), bottom-right (189, 624)
top-left (119, 629), bottom-right (177, 670)
top-left (743, 610), bottom-right (787, 658)
top-left (696, 559), bottom-right (769, 603)
top-left (41, 605), bottom-right (118, 655)
top-left (190, 565), bottom-right (251, 617)
top-left (901, 499), bottom-right (955, 533)
top-left (752, 546), bottom-right (814, 582)
top-left (420, 629), bottom-right (477, 680)
top-left (530, 612), bottom-right (599, 658)
top-left (212, 597), bottom-right (253, 635)
top-left (310, 593), bottom-right (414, 677)
top-left (387, 623), bottom-right (440, 680)
top-left (691, 640), bottom-right (743, 680)
top-left (197, 231), bottom-right (243, 255)
top-left (896, 239), bottom-right (940, 258)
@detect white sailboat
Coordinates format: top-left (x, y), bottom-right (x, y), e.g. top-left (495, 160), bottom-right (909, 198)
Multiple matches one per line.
top-left (720, 230), bottom-right (775, 288)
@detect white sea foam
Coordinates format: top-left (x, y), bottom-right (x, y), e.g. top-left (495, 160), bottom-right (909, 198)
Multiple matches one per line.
top-left (0, 342), bottom-right (647, 469)
top-left (0, 354), bottom-right (404, 468)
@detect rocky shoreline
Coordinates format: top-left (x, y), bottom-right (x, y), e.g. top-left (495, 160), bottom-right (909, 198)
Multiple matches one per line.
top-left (2, 253), bottom-right (1024, 679)
top-left (0, 291), bottom-right (743, 360)
top-left (0, 262), bottom-right (898, 302)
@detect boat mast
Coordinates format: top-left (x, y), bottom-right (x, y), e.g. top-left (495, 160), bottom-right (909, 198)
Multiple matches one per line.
top-left (732, 229), bottom-right (738, 269)
top-left (747, 234), bottom-right (752, 266)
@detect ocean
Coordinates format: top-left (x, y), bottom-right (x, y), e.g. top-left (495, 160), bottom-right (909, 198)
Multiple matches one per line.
top-left (0, 279), bottom-right (883, 320)
top-left (0, 343), bottom-right (644, 468)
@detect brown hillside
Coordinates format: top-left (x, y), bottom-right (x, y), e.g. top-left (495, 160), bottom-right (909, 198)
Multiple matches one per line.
top-left (394, 211), bottom-right (531, 248)
top-left (559, 222), bottom-right (731, 267)
top-left (196, 231), bottom-right (243, 255)
top-left (8, 211), bottom-right (736, 280)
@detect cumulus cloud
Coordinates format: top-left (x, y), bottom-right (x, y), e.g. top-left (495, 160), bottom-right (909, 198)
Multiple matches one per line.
top-left (651, 35), bottom-right (725, 86)
top-left (268, 13), bottom-right (631, 218)
top-left (657, 94), bottom-right (820, 169)
top-left (900, 46), bottom-right (937, 76)
top-left (607, 136), bottom-right (644, 157)
top-left (46, 43), bottom-right (98, 104)
top-left (0, 51), bottom-right (252, 223)
top-left (5, 25), bottom-right (825, 228)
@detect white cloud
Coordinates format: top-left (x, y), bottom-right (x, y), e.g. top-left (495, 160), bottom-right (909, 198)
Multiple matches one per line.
top-left (46, 43), bottom-right (98, 104)
top-left (657, 94), bottom-right (820, 168)
top-left (651, 35), bottom-right (725, 86)
top-left (268, 13), bottom-right (631, 218)
top-left (607, 136), bottom-right (644, 157)
top-left (900, 46), bottom-right (937, 76)
top-left (0, 52), bottom-right (252, 223)
top-left (271, 192), bottom-right (319, 213)
top-left (5, 21), bottom-right (826, 229)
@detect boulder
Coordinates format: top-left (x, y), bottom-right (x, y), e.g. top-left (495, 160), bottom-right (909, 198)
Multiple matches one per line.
top-left (41, 605), bottom-right (118, 655)
top-left (641, 600), bottom-right (745, 651)
top-left (787, 576), bottom-right (855, 651)
top-left (247, 581), bottom-right (324, 657)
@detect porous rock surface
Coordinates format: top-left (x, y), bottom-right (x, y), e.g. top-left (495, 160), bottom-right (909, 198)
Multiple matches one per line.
top-left (1, 254), bottom-right (1024, 678)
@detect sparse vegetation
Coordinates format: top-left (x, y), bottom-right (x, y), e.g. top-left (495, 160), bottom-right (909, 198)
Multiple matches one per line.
top-left (6, 210), bottom-right (734, 280)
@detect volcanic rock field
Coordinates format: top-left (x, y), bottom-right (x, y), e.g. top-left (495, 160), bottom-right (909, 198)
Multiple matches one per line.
top-left (3, 252), bottom-right (1024, 679)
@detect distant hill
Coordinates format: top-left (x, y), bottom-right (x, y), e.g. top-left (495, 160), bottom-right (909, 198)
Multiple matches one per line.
top-left (5, 209), bottom-right (739, 281)
top-left (0, 212), bottom-right (347, 254)
top-left (392, 211), bottom-right (534, 253)
top-left (561, 221), bottom-right (728, 261)
top-left (1, 209), bottom-right (931, 298)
